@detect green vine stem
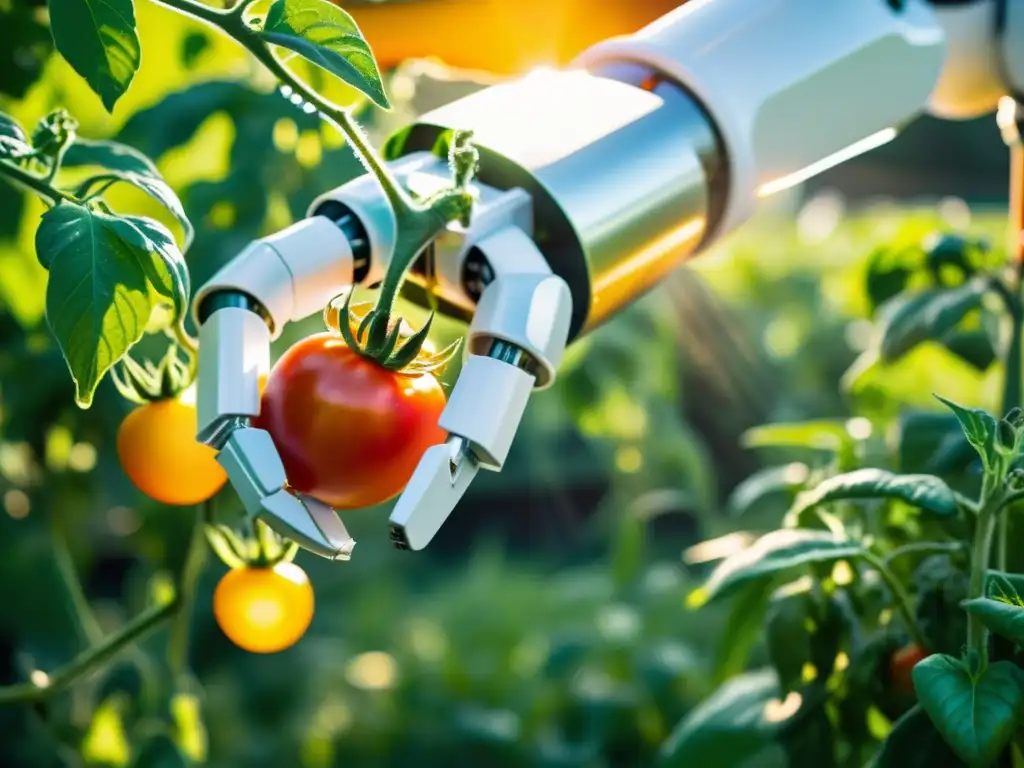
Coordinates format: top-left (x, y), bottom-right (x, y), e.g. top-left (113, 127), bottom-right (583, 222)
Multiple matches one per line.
top-left (0, 502), bottom-right (210, 706)
top-left (150, 0), bottom-right (415, 217)
top-left (0, 159), bottom-right (75, 205)
top-left (0, 601), bottom-right (177, 706)
top-left (882, 541), bottom-right (968, 568)
top-left (168, 502), bottom-right (211, 678)
top-left (149, 0), bottom-right (474, 368)
top-left (967, 493), bottom-right (1004, 665)
top-left (862, 551), bottom-right (930, 651)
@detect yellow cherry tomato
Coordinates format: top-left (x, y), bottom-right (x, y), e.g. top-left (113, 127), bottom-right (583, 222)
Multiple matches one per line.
top-left (117, 398), bottom-right (227, 506)
top-left (213, 562), bottom-right (315, 654)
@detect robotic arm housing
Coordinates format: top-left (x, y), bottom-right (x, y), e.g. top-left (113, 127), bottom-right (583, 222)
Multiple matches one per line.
top-left (192, 0), bottom-right (1024, 559)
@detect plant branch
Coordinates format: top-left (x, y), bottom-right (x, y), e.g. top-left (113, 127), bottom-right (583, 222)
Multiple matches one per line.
top-left (168, 502), bottom-right (211, 678)
top-left (151, 0), bottom-right (233, 24)
top-left (243, 43), bottom-right (416, 218)
top-left (998, 488), bottom-right (1024, 513)
top-left (955, 491), bottom-right (981, 516)
top-left (967, 493), bottom-right (1005, 664)
top-left (862, 551), bottom-right (929, 651)
top-left (883, 541), bottom-right (967, 568)
top-left (0, 495), bottom-right (211, 706)
top-left (0, 159), bottom-right (75, 205)
top-left (0, 600), bottom-right (177, 706)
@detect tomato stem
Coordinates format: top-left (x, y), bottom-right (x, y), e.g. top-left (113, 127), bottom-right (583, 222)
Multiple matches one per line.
top-left (0, 157), bottom-right (77, 207)
top-left (862, 551), bottom-right (930, 651)
top-left (967, 491), bottom-right (1005, 668)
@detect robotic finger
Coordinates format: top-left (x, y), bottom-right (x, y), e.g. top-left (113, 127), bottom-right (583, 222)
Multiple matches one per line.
top-left (389, 227), bottom-right (574, 551)
top-left (217, 426), bottom-right (355, 560)
top-left (193, 214), bottom-right (362, 558)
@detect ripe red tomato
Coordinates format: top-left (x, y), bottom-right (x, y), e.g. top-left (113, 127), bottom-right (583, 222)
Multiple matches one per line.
top-left (254, 332), bottom-right (447, 509)
top-left (889, 642), bottom-right (929, 694)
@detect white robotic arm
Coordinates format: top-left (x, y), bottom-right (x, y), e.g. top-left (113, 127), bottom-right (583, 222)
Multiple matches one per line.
top-left (192, 0), bottom-right (1024, 560)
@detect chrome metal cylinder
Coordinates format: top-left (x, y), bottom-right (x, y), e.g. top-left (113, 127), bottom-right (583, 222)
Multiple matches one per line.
top-left (384, 63), bottom-right (724, 340)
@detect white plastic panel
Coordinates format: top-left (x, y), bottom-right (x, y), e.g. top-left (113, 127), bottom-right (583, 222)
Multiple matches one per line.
top-left (196, 307), bottom-right (269, 439)
top-left (438, 355), bottom-right (535, 469)
top-left (574, 0), bottom-right (946, 239)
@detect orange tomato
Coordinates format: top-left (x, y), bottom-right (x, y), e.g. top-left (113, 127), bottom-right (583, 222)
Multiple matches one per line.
top-left (117, 398), bottom-right (227, 506)
top-left (213, 562), bottom-right (315, 654)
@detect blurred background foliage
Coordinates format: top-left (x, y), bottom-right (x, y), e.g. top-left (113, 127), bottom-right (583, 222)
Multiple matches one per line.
top-left (0, 1), bottom-right (1018, 766)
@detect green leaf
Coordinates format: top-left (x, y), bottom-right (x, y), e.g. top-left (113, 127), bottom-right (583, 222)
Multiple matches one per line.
top-left (130, 732), bottom-right (188, 768)
top-left (658, 669), bottom-right (782, 767)
top-left (865, 246), bottom-right (914, 314)
top-left (765, 583), bottom-right (812, 695)
top-left (912, 654), bottom-right (1024, 766)
top-left (780, 703), bottom-right (837, 767)
top-left (943, 330), bottom-right (997, 372)
top-left (0, 5), bottom-right (54, 100)
top-left (925, 234), bottom-right (982, 279)
top-left (789, 469), bottom-right (959, 523)
top-left (936, 395), bottom-right (999, 470)
top-left (877, 280), bottom-right (988, 363)
top-left (871, 704), bottom-right (966, 767)
top-left (915, 556), bottom-right (970, 657)
top-left (741, 420), bottom-right (854, 452)
top-left (35, 203), bottom-right (185, 407)
top-left (0, 112), bottom-right (32, 161)
top-left (727, 463), bottom-right (809, 518)
top-left (962, 598), bottom-right (1024, 644)
top-left (713, 581), bottom-right (770, 683)
top-left (48, 0), bottom-right (141, 112)
top-left (181, 31), bottom-right (210, 69)
top-left (898, 412), bottom-right (967, 474)
top-left (0, 111), bottom-right (27, 145)
top-left (690, 529), bottom-right (863, 607)
top-left (116, 216), bottom-right (190, 318)
top-left (259, 0), bottom-right (390, 109)
top-left (81, 696), bottom-right (131, 765)
top-left (63, 138), bottom-right (193, 249)
top-left (31, 109), bottom-right (77, 160)
top-left (986, 571), bottom-right (1024, 602)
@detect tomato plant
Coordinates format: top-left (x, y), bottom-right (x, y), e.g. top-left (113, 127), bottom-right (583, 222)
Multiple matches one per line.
top-left (255, 331), bottom-right (447, 509)
top-left (0, 0), bottom-right (477, 750)
top-left (664, 230), bottom-right (1024, 767)
top-left (213, 561), bottom-right (314, 654)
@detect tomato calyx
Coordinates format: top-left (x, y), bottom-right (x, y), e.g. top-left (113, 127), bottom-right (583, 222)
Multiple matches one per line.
top-left (323, 289), bottom-right (462, 374)
top-left (320, 129), bottom-right (478, 374)
top-left (112, 340), bottom-right (194, 404)
top-left (205, 518), bottom-right (298, 570)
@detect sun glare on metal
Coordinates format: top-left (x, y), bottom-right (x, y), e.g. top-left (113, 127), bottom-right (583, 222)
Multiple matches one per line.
top-left (758, 128), bottom-right (898, 197)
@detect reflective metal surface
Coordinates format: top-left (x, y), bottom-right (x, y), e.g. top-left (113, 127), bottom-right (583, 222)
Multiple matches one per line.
top-left (387, 64), bottom-right (723, 339)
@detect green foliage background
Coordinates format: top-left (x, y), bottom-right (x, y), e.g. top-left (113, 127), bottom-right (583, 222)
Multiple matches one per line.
top-left (0, 2), bottom-right (1019, 767)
